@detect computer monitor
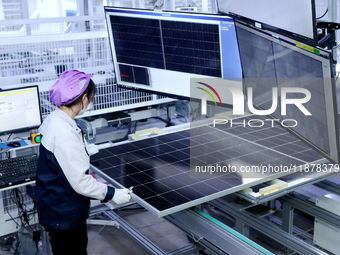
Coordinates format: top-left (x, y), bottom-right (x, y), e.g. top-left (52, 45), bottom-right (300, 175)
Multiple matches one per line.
top-left (235, 20), bottom-right (339, 164)
top-left (0, 85), bottom-right (42, 135)
top-left (104, 7), bottom-right (242, 106)
top-left (218, 0), bottom-right (318, 46)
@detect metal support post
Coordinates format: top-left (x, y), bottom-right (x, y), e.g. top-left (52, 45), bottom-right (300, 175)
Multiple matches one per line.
top-left (164, 0), bottom-right (174, 10)
top-left (166, 208), bottom-right (271, 255)
top-left (211, 0), bottom-right (217, 13)
top-left (22, 0), bottom-right (31, 36)
top-left (196, 203), bottom-right (204, 211)
top-left (282, 203), bottom-right (294, 234)
top-left (328, 0), bottom-right (338, 61)
top-left (211, 199), bottom-right (327, 255)
top-left (77, 0), bottom-right (86, 32)
top-left (268, 200), bottom-right (276, 212)
top-left (281, 202), bottom-right (294, 254)
top-left (280, 195), bottom-right (340, 229)
top-left (105, 210), bottom-right (168, 255)
top-left (235, 219), bottom-right (250, 237)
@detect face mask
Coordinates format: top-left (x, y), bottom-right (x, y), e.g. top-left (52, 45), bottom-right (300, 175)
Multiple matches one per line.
top-left (78, 101), bottom-right (91, 116)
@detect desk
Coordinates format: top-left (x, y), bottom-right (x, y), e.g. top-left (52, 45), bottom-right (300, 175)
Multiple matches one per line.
top-left (0, 140), bottom-right (39, 236)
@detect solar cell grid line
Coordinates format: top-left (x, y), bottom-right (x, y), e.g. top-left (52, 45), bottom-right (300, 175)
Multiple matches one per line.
top-left (161, 20), bottom-right (222, 77)
top-left (109, 15), bottom-right (164, 69)
top-left (90, 120), bottom-right (326, 217)
top-left (158, 19), bottom-right (167, 70)
top-left (92, 152), bottom-right (244, 215)
top-left (237, 128), bottom-right (318, 154)
top-left (189, 131), bottom-right (307, 171)
top-left (212, 115), bottom-right (325, 155)
top-left (196, 122), bottom-right (322, 167)
top-left (207, 121), bottom-right (323, 165)
top-left (236, 22), bottom-right (336, 162)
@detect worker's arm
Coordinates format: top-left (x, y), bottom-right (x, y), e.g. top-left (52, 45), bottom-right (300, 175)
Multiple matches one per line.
top-left (54, 139), bottom-right (114, 201)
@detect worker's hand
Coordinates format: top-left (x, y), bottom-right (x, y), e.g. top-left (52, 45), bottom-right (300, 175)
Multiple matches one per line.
top-left (88, 143), bottom-right (99, 156)
top-left (112, 188), bottom-right (131, 204)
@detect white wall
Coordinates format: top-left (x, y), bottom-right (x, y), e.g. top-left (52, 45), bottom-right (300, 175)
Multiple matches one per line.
top-left (315, 0), bottom-right (329, 20)
top-left (37, 0), bottom-right (60, 18)
top-left (0, 1), bottom-right (3, 20)
top-left (61, 0), bottom-right (78, 16)
top-left (35, 0), bottom-right (77, 18)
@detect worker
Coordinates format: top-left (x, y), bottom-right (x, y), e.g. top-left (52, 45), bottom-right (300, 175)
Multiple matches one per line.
top-left (36, 70), bottom-right (131, 255)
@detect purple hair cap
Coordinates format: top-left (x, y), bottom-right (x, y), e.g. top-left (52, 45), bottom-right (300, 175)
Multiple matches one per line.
top-left (49, 70), bottom-right (93, 106)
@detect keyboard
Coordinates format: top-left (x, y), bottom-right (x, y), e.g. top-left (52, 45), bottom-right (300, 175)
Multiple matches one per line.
top-left (0, 154), bottom-right (38, 189)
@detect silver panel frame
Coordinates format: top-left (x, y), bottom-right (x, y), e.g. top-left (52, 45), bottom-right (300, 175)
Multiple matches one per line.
top-left (90, 126), bottom-right (335, 218)
top-left (235, 21), bottom-right (340, 164)
top-left (92, 160), bottom-right (304, 218)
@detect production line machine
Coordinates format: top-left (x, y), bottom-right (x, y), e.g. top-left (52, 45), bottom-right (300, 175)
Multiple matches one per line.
top-left (88, 114), bottom-right (339, 255)
top-left (1, 4), bottom-right (340, 254)
top-left (80, 6), bottom-right (340, 255)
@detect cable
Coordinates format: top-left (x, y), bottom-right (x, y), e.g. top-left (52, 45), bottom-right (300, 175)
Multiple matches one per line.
top-left (88, 221), bottom-right (111, 240)
top-left (10, 189), bottom-right (36, 230)
top-left (153, 117), bottom-right (172, 125)
top-left (115, 124), bottom-right (125, 130)
top-left (6, 188), bottom-right (38, 255)
top-left (0, 149), bottom-right (9, 155)
top-left (132, 120), bottom-right (139, 133)
top-left (12, 240), bottom-right (20, 255)
top-left (177, 115), bottom-right (187, 123)
top-left (0, 234), bottom-right (16, 252)
top-left (5, 208), bottom-right (20, 228)
top-left (190, 233), bottom-right (203, 243)
top-left (188, 102), bottom-right (193, 115)
top-left (6, 133), bottom-right (13, 142)
top-left (110, 121), bottom-right (131, 143)
top-left (12, 137), bottom-right (27, 140)
top-left (316, 8), bottom-right (328, 20)
top-left (191, 110), bottom-right (197, 122)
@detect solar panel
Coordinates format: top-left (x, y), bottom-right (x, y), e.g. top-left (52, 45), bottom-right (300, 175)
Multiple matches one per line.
top-left (90, 116), bottom-right (324, 217)
top-left (235, 20), bottom-right (339, 164)
top-left (104, 7), bottom-right (242, 101)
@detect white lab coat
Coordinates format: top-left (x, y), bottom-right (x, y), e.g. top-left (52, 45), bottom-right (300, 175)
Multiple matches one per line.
top-left (39, 107), bottom-right (109, 200)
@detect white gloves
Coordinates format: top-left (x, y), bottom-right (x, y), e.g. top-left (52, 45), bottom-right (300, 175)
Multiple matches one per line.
top-left (112, 188), bottom-right (131, 204)
top-left (88, 144), bottom-right (99, 156)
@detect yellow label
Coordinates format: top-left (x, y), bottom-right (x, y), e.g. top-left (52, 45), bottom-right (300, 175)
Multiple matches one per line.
top-left (296, 42), bottom-right (314, 53)
top-left (0, 90), bottom-right (33, 97)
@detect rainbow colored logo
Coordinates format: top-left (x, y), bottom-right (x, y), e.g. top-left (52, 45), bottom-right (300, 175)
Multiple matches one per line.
top-left (196, 82), bottom-right (223, 106)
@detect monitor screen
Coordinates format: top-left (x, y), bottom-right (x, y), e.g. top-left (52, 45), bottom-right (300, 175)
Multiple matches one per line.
top-left (0, 85), bottom-right (42, 135)
top-left (235, 21), bottom-right (339, 163)
top-left (218, 0), bottom-right (317, 46)
top-left (104, 7), bottom-right (242, 105)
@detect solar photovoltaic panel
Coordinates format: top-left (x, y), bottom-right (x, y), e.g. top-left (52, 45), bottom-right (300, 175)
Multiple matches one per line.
top-left (109, 15), bottom-right (164, 69)
top-left (161, 20), bottom-right (222, 77)
top-left (104, 7), bottom-right (242, 101)
top-left (90, 116), bottom-right (325, 217)
top-left (235, 20), bottom-right (339, 164)
top-left (98, 7), bottom-right (340, 217)
top-left (108, 11), bottom-right (223, 77)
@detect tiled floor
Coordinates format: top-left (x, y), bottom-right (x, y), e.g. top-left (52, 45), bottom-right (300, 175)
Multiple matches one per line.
top-left (0, 201), bottom-right (315, 255)
top-left (0, 205), bottom-right (204, 255)
top-left (87, 208), bottom-right (196, 255)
